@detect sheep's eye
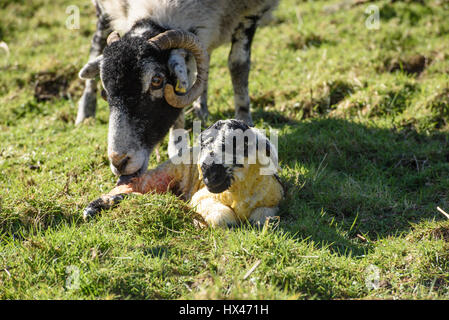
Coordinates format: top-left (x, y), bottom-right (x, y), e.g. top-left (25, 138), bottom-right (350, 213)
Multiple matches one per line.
top-left (150, 75), bottom-right (163, 89)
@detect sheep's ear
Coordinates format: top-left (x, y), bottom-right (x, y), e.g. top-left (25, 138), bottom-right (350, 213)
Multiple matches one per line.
top-left (79, 55), bottom-right (103, 80)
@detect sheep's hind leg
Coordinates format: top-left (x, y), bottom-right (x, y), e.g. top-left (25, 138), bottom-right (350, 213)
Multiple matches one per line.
top-left (83, 194), bottom-right (127, 220)
top-left (76, 2), bottom-right (110, 125)
top-left (83, 163), bottom-right (177, 220)
top-left (82, 183), bottom-right (136, 220)
top-left (193, 83), bottom-right (209, 124)
top-left (228, 17), bottom-right (260, 126)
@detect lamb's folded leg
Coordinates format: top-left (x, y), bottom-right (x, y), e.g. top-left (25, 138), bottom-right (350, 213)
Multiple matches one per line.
top-left (194, 198), bottom-right (238, 228)
top-left (190, 189), bottom-right (238, 228)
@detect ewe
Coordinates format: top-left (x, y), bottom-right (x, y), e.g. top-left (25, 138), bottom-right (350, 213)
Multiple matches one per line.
top-left (77, 0), bottom-right (280, 177)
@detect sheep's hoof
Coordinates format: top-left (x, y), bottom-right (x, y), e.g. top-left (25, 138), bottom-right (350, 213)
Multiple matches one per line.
top-left (82, 194), bottom-right (126, 220)
top-left (75, 92), bottom-right (97, 125)
top-left (193, 218), bottom-right (208, 229)
top-left (82, 205), bottom-right (99, 220)
top-left (235, 111), bottom-right (253, 127)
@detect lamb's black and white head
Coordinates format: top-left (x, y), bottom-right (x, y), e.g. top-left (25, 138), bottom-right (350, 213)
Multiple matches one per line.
top-left (79, 24), bottom-right (208, 176)
top-left (197, 120), bottom-right (279, 194)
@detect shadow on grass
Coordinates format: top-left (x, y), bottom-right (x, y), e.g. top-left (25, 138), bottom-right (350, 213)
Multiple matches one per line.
top-left (253, 112), bottom-right (449, 256)
top-left (2, 107), bottom-right (448, 259)
top-left (185, 105), bottom-right (449, 256)
top-left (0, 200), bottom-right (85, 242)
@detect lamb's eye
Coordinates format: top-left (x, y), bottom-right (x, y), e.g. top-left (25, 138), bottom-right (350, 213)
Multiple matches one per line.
top-left (150, 74), bottom-right (163, 89)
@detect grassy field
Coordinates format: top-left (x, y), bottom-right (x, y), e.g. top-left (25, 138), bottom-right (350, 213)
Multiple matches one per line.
top-left (1, 0), bottom-right (449, 299)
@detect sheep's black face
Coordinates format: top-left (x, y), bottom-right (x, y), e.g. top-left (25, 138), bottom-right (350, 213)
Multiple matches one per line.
top-left (100, 36), bottom-right (181, 176)
top-left (198, 120), bottom-right (253, 194)
top-left (79, 21), bottom-right (208, 178)
top-left (201, 162), bottom-right (232, 193)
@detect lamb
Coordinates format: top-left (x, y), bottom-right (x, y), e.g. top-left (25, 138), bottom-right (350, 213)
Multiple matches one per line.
top-left (76, 0), bottom-right (280, 178)
top-left (83, 120), bottom-right (284, 228)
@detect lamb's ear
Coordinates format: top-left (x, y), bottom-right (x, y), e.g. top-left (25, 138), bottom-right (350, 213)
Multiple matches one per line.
top-left (79, 55), bottom-right (103, 80)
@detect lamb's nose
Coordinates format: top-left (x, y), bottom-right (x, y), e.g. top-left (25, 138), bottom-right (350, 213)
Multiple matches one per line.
top-left (201, 163), bottom-right (227, 185)
top-left (109, 152), bottom-right (130, 172)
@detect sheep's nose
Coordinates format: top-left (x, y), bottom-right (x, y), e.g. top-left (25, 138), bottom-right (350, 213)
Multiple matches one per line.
top-left (201, 163), bottom-right (227, 186)
top-left (109, 152), bottom-right (130, 173)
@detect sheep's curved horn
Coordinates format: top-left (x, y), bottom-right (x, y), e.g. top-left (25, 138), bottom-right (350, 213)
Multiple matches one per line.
top-left (107, 31), bottom-right (121, 45)
top-left (148, 30), bottom-right (208, 109)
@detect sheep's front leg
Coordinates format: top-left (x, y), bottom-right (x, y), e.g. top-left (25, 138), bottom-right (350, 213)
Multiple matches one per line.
top-left (75, 2), bottom-right (110, 125)
top-left (187, 51), bottom-right (210, 123)
top-left (249, 207), bottom-right (278, 227)
top-left (192, 82), bottom-right (209, 124)
top-left (228, 17), bottom-right (260, 127)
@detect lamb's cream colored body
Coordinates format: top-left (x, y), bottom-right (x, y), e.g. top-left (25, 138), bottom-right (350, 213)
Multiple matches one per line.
top-left (103, 150), bottom-right (283, 227)
top-left (192, 161), bottom-right (283, 226)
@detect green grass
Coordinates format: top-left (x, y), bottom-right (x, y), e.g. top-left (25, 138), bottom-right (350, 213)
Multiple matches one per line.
top-left (1, 0), bottom-right (449, 299)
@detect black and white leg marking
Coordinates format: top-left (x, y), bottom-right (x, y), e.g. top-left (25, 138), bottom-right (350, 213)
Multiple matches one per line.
top-left (83, 193), bottom-right (126, 220)
top-left (228, 16), bottom-right (260, 127)
top-left (193, 81), bottom-right (209, 124)
top-left (76, 1), bottom-right (110, 125)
